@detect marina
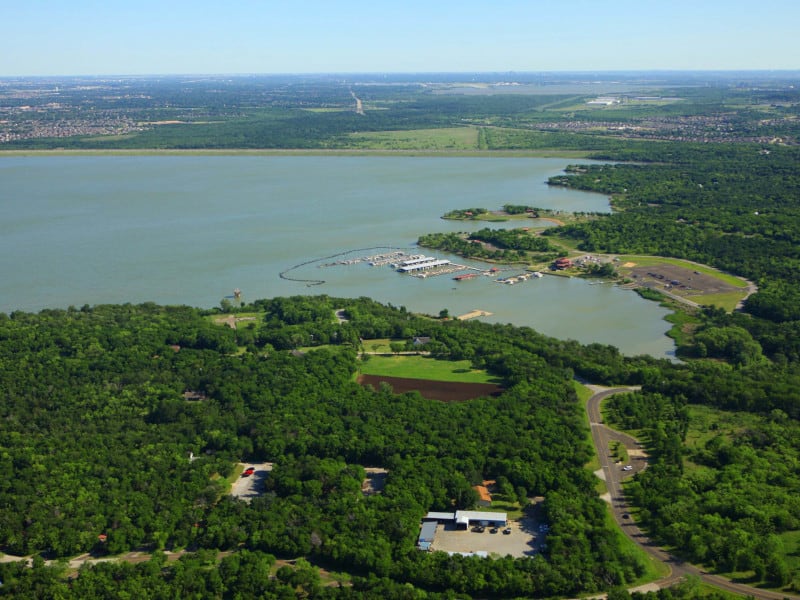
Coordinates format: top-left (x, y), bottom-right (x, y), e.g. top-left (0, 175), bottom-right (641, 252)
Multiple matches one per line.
top-left (313, 250), bottom-right (551, 284)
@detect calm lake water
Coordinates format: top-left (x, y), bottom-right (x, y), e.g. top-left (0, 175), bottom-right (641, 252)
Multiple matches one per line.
top-left (0, 155), bottom-right (675, 358)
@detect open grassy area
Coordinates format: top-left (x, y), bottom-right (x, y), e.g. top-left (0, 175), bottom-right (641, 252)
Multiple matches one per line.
top-left (362, 338), bottom-right (395, 353)
top-left (358, 354), bottom-right (498, 384)
top-left (346, 127), bottom-right (480, 150)
top-left (684, 404), bottom-right (758, 451)
top-left (694, 292), bottom-right (744, 312)
top-left (486, 500), bottom-right (525, 521)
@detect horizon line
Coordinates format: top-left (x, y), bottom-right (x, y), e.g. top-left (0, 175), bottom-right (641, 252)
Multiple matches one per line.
top-left (2, 68), bottom-right (800, 79)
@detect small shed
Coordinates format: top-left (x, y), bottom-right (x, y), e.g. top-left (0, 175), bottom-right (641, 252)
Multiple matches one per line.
top-left (473, 485), bottom-right (492, 507)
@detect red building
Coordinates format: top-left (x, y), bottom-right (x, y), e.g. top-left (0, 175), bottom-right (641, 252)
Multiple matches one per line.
top-left (554, 257), bottom-right (572, 269)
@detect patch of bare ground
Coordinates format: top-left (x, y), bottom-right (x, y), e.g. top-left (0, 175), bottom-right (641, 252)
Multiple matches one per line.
top-left (362, 467), bottom-right (388, 495)
top-left (357, 375), bottom-right (503, 401)
top-left (628, 264), bottom-right (741, 296)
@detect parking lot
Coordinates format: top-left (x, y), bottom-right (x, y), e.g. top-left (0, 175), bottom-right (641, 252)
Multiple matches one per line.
top-left (429, 517), bottom-right (544, 558)
top-left (229, 462), bottom-right (273, 502)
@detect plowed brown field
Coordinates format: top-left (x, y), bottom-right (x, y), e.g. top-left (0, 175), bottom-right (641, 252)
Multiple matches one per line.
top-left (357, 374), bottom-right (503, 402)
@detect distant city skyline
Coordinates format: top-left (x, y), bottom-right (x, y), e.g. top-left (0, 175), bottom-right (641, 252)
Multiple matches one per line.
top-left (2, 0), bottom-right (798, 76)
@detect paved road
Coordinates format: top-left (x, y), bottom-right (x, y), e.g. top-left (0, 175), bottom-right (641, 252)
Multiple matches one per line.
top-left (588, 387), bottom-right (799, 600)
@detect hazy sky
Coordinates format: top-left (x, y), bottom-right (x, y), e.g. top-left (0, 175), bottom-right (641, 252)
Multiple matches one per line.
top-left (2, 0), bottom-right (798, 76)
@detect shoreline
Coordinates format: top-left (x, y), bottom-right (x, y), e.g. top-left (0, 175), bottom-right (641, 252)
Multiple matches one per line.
top-left (0, 148), bottom-right (594, 159)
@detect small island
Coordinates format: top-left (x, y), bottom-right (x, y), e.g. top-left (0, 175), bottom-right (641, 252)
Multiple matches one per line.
top-left (441, 204), bottom-right (602, 227)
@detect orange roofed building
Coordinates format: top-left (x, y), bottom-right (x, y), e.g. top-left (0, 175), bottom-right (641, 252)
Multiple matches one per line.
top-left (473, 484), bottom-right (492, 507)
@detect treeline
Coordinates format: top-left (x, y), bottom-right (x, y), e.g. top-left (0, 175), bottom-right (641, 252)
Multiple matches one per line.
top-left (0, 297), bottom-right (659, 597)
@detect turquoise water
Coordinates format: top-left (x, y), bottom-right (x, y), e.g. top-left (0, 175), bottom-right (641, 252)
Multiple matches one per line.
top-left (0, 155), bottom-right (674, 357)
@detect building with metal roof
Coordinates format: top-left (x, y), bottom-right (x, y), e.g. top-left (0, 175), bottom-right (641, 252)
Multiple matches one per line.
top-left (424, 511), bottom-right (455, 522)
top-left (418, 521), bottom-right (438, 551)
top-left (398, 259), bottom-right (451, 273)
top-left (422, 510), bottom-right (507, 529)
top-left (454, 510), bottom-right (507, 528)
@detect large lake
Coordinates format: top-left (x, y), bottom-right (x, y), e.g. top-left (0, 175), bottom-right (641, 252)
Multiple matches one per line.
top-left (0, 155), bottom-right (675, 358)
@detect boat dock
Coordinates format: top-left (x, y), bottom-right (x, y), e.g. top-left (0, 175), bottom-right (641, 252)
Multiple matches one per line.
top-left (368, 251), bottom-right (411, 266)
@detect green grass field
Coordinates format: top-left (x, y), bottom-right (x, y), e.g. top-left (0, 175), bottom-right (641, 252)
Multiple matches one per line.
top-left (694, 292), bottom-right (743, 312)
top-left (683, 405), bottom-right (757, 451)
top-left (346, 127), bottom-right (480, 150)
top-left (358, 354), bottom-right (498, 384)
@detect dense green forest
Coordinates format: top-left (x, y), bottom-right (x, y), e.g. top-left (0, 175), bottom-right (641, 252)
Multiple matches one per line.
top-left (0, 298), bottom-right (666, 597)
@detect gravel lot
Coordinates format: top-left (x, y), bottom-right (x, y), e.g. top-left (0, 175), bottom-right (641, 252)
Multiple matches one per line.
top-left (229, 462), bottom-right (273, 502)
top-left (429, 517), bottom-right (543, 558)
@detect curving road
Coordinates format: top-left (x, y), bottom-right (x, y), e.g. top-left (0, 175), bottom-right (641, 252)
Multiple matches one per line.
top-left (588, 387), bottom-right (799, 600)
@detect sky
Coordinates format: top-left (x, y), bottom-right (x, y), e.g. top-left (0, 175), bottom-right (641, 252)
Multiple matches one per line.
top-left (2, 0), bottom-right (798, 76)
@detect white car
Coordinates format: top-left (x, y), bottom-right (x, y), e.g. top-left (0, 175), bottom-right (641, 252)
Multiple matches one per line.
top-left (622, 465), bottom-right (633, 471)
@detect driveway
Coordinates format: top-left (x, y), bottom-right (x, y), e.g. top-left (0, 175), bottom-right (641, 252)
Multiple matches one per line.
top-left (230, 462), bottom-right (273, 502)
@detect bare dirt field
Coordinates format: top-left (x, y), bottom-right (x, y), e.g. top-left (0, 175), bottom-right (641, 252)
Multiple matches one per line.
top-left (230, 462), bottom-right (273, 502)
top-left (357, 375), bottom-right (503, 401)
top-left (627, 264), bottom-right (743, 298)
top-left (429, 518), bottom-right (544, 558)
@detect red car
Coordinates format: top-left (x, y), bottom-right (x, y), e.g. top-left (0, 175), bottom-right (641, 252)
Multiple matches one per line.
top-left (242, 467), bottom-right (255, 477)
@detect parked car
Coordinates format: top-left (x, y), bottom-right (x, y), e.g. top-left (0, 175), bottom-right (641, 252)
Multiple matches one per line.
top-left (242, 467), bottom-right (255, 477)
top-left (622, 465), bottom-right (633, 471)
top-left (503, 527), bottom-right (512, 535)
top-left (490, 527), bottom-right (498, 534)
